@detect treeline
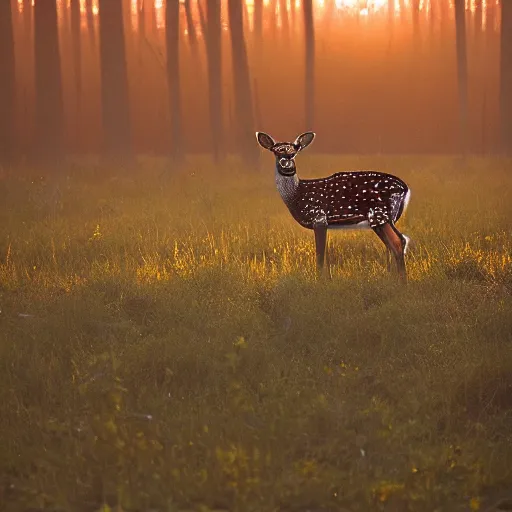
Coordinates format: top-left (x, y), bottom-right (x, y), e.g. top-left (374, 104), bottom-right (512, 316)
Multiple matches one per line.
top-left (0, 0), bottom-right (511, 171)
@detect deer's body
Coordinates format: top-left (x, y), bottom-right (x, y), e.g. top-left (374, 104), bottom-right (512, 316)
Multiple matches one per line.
top-left (258, 131), bottom-right (411, 281)
top-left (275, 169), bottom-right (409, 231)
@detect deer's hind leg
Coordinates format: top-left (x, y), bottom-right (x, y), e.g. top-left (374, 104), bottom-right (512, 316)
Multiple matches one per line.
top-left (372, 222), bottom-right (407, 282)
top-left (385, 248), bottom-right (392, 273)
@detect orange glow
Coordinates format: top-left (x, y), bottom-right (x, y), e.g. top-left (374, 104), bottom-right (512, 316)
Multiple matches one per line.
top-left (10, 0), bottom-right (504, 156)
top-left (17, 0), bottom-right (502, 32)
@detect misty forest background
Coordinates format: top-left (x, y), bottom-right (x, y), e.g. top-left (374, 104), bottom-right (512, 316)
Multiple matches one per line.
top-left (2, 1), bottom-right (512, 511)
top-left (0, 0), bottom-right (512, 168)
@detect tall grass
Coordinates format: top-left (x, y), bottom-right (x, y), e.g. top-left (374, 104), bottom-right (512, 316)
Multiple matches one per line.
top-left (0, 155), bottom-right (511, 511)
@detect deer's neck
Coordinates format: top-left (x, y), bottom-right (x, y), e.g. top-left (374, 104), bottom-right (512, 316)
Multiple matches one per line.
top-left (275, 167), bottom-right (299, 205)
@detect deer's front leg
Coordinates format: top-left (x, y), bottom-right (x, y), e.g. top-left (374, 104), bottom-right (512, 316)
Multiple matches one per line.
top-left (313, 224), bottom-right (329, 278)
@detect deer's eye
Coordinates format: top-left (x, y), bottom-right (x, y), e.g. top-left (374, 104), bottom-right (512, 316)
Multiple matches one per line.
top-left (278, 145), bottom-right (294, 154)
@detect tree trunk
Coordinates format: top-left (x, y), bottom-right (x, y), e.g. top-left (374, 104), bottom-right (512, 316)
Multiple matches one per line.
top-left (99, 0), bottom-right (132, 160)
top-left (165, 0), bottom-right (183, 162)
top-left (412, 0), bottom-right (420, 49)
top-left (206, 0), bottom-right (225, 163)
top-left (86, 0), bottom-right (96, 50)
top-left (23, 0), bottom-right (32, 36)
top-left (290, 0), bottom-right (295, 24)
top-left (455, 0), bottom-right (468, 153)
top-left (254, 0), bottom-right (263, 42)
top-left (279, 0), bottom-right (289, 40)
top-left (486, 4), bottom-right (496, 46)
top-left (303, 0), bottom-right (315, 131)
top-left (387, 0), bottom-right (394, 53)
top-left (228, 0), bottom-right (259, 168)
top-left (0, 0), bottom-right (16, 167)
top-left (501, 0), bottom-right (512, 155)
top-left (387, 0), bottom-right (394, 29)
top-left (474, 0), bottom-right (482, 43)
top-left (71, 0), bottom-right (82, 150)
top-left (269, 0), bottom-right (277, 39)
top-left (398, 0), bottom-right (406, 25)
top-left (429, 0), bottom-right (435, 38)
top-left (441, 0), bottom-right (450, 39)
top-left (138, 0), bottom-right (146, 64)
top-left (184, 0), bottom-right (199, 57)
top-left (34, 0), bottom-right (64, 164)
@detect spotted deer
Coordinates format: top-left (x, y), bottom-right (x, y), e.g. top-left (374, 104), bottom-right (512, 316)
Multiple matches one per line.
top-left (256, 131), bottom-right (411, 281)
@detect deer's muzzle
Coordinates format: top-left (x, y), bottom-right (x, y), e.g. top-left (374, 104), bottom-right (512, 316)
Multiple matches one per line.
top-left (279, 157), bottom-right (294, 169)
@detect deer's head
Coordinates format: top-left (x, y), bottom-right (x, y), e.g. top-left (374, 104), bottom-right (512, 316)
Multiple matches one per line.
top-left (256, 131), bottom-right (316, 176)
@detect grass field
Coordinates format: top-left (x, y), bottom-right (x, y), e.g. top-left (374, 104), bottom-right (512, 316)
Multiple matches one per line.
top-left (1, 155), bottom-right (512, 512)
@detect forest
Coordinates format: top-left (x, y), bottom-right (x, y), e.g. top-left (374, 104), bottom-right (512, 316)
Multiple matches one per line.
top-left (1, 0), bottom-right (512, 163)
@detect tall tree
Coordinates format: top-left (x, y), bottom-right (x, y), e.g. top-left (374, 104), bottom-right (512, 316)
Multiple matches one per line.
top-left (279, 0), bottom-right (289, 40)
top-left (269, 0), bottom-right (277, 38)
top-left (205, 0), bottom-right (225, 163)
top-left (252, 0), bottom-right (263, 131)
top-left (254, 0), bottom-right (263, 42)
top-left (138, 0), bottom-right (146, 65)
top-left (228, 0), bottom-right (258, 168)
top-left (184, 0), bottom-right (199, 57)
top-left (474, 0), bottom-right (482, 43)
top-left (86, 0), bottom-right (96, 50)
top-left (440, 0), bottom-right (450, 39)
top-left (454, 0), bottom-right (468, 153)
top-left (387, 0), bottom-right (395, 52)
top-left (99, 0), bottom-right (132, 160)
top-left (428, 0), bottom-right (435, 37)
top-left (165, 0), bottom-right (183, 162)
top-left (303, 0), bottom-right (315, 131)
top-left (0, 0), bottom-right (16, 166)
top-left (398, 0), bottom-right (406, 25)
top-left (387, 0), bottom-right (395, 27)
top-left (34, 0), bottom-right (64, 164)
top-left (23, 0), bottom-right (32, 37)
top-left (501, 0), bottom-right (512, 154)
top-left (71, 0), bottom-right (82, 148)
top-left (412, 0), bottom-right (420, 48)
top-left (486, 4), bottom-right (496, 46)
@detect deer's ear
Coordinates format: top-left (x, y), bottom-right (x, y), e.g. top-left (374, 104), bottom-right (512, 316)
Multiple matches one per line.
top-left (256, 132), bottom-right (275, 151)
top-left (294, 132), bottom-right (315, 151)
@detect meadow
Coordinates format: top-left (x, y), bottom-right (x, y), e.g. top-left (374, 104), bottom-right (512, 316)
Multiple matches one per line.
top-left (0, 155), bottom-right (511, 512)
